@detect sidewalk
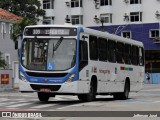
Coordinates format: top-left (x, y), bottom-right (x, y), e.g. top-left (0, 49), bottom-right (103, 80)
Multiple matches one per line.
top-left (0, 88), bottom-right (19, 93)
top-left (142, 84), bottom-right (160, 91)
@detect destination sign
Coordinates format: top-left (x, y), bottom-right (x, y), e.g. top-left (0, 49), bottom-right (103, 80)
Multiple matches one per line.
top-left (24, 27), bottom-right (77, 36)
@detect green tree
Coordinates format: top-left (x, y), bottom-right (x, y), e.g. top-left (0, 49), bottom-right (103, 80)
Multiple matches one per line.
top-left (11, 17), bottom-right (37, 42)
top-left (0, 52), bottom-right (6, 69)
top-left (0, 0), bottom-right (45, 41)
top-left (0, 0), bottom-right (45, 21)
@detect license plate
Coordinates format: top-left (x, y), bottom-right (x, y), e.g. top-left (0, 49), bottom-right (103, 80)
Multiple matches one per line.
top-left (40, 88), bottom-right (51, 92)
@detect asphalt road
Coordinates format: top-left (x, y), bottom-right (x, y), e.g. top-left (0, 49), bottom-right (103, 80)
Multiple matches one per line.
top-left (0, 84), bottom-right (160, 120)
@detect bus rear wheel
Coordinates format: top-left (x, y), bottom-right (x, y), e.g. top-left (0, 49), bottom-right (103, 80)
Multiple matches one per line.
top-left (113, 81), bottom-right (130, 100)
top-left (78, 80), bottom-right (96, 102)
top-left (122, 81), bottom-right (130, 99)
top-left (38, 92), bottom-right (50, 102)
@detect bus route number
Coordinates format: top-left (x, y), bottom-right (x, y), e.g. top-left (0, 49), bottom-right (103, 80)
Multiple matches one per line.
top-left (33, 29), bottom-right (41, 35)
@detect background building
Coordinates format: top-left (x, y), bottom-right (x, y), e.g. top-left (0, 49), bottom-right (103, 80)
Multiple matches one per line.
top-left (0, 8), bottom-right (22, 69)
top-left (39, 0), bottom-right (160, 83)
top-left (0, 8), bottom-right (22, 89)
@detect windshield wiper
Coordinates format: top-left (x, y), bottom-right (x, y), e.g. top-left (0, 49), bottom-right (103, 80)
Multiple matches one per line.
top-left (54, 37), bottom-right (63, 51)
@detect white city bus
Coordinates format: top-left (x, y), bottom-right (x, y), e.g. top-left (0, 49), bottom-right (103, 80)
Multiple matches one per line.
top-left (19, 24), bottom-right (144, 102)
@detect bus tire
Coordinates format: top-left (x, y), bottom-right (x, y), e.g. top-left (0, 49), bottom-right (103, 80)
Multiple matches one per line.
top-left (78, 80), bottom-right (96, 102)
top-left (113, 81), bottom-right (130, 100)
top-left (121, 81), bottom-right (130, 100)
top-left (38, 92), bottom-right (50, 102)
top-left (77, 94), bottom-right (85, 101)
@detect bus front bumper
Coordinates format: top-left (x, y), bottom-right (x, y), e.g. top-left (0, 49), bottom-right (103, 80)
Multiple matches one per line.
top-left (19, 80), bottom-right (90, 94)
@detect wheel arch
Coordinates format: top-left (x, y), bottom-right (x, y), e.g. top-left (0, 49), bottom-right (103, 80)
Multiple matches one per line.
top-left (125, 77), bottom-right (130, 92)
top-left (91, 75), bottom-right (98, 93)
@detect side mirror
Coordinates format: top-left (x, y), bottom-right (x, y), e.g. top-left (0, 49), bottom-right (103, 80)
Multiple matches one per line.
top-left (15, 41), bottom-right (18, 50)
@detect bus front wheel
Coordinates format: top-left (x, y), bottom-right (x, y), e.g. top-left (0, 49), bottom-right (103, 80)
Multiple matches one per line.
top-left (78, 80), bottom-right (96, 102)
top-left (38, 92), bottom-right (50, 102)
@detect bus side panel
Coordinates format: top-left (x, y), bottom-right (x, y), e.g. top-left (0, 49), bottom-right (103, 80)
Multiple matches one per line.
top-left (85, 61), bottom-right (125, 94)
top-left (78, 33), bottom-right (91, 94)
top-left (130, 66), bottom-right (144, 92)
top-left (79, 64), bottom-right (91, 94)
top-left (115, 64), bottom-right (126, 92)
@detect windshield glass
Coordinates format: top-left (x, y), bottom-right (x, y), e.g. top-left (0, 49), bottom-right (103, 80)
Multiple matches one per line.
top-left (21, 38), bottom-right (76, 71)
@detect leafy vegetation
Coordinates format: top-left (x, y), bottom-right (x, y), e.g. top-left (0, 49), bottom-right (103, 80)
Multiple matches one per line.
top-left (0, 0), bottom-right (45, 41)
top-left (0, 52), bottom-right (6, 69)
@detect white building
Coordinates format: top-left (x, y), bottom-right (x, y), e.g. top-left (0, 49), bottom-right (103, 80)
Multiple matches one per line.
top-left (39, 0), bottom-right (160, 81)
top-left (39, 0), bottom-right (160, 26)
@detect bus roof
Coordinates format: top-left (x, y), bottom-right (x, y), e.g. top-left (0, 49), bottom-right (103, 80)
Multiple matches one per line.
top-left (82, 27), bottom-right (143, 47)
top-left (25, 24), bottom-right (143, 47)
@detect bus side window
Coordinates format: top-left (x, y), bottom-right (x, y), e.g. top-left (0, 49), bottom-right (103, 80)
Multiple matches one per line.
top-left (117, 42), bottom-right (124, 64)
top-left (89, 36), bottom-right (98, 61)
top-left (131, 45), bottom-right (139, 65)
top-left (135, 46), bottom-right (139, 65)
top-left (79, 40), bottom-right (88, 71)
top-left (139, 47), bottom-right (144, 66)
top-left (124, 44), bottom-right (131, 65)
top-left (108, 40), bottom-right (116, 63)
top-left (98, 37), bottom-right (108, 61)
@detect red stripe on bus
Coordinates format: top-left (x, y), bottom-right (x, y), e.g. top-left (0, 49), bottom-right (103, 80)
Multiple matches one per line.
top-left (120, 67), bottom-right (125, 70)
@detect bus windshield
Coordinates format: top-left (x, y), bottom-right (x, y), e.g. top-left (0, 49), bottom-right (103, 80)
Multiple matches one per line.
top-left (21, 38), bottom-right (76, 71)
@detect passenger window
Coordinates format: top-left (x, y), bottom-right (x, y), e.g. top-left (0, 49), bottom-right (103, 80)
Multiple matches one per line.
top-left (131, 45), bottom-right (139, 65)
top-left (98, 38), bottom-right (108, 61)
top-left (79, 40), bottom-right (88, 71)
top-left (108, 40), bottom-right (116, 63)
top-left (124, 44), bottom-right (131, 65)
top-left (89, 36), bottom-right (98, 60)
top-left (117, 42), bottom-right (124, 64)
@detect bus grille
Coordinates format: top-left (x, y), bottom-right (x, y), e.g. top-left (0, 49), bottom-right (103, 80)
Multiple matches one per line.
top-left (30, 84), bottom-right (61, 91)
top-left (26, 72), bottom-right (67, 77)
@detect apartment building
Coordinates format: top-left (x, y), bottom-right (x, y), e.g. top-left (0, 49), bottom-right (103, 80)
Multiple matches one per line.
top-left (39, 0), bottom-right (160, 80)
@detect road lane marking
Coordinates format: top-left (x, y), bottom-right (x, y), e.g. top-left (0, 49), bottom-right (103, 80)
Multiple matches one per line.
top-left (6, 103), bottom-right (33, 108)
top-left (0, 98), bottom-right (9, 101)
top-left (31, 104), bottom-right (56, 109)
top-left (151, 101), bottom-right (160, 103)
top-left (56, 103), bottom-right (87, 110)
top-left (57, 104), bottom-right (81, 110)
top-left (121, 99), bottom-right (155, 103)
top-left (54, 97), bottom-right (65, 101)
top-left (57, 96), bottom-right (78, 100)
top-left (0, 102), bottom-right (17, 106)
top-left (57, 102), bottom-right (104, 110)
top-left (141, 89), bottom-right (160, 92)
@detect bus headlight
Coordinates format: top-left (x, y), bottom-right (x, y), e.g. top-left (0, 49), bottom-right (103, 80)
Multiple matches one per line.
top-left (66, 73), bottom-right (76, 83)
top-left (19, 72), bottom-right (27, 82)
